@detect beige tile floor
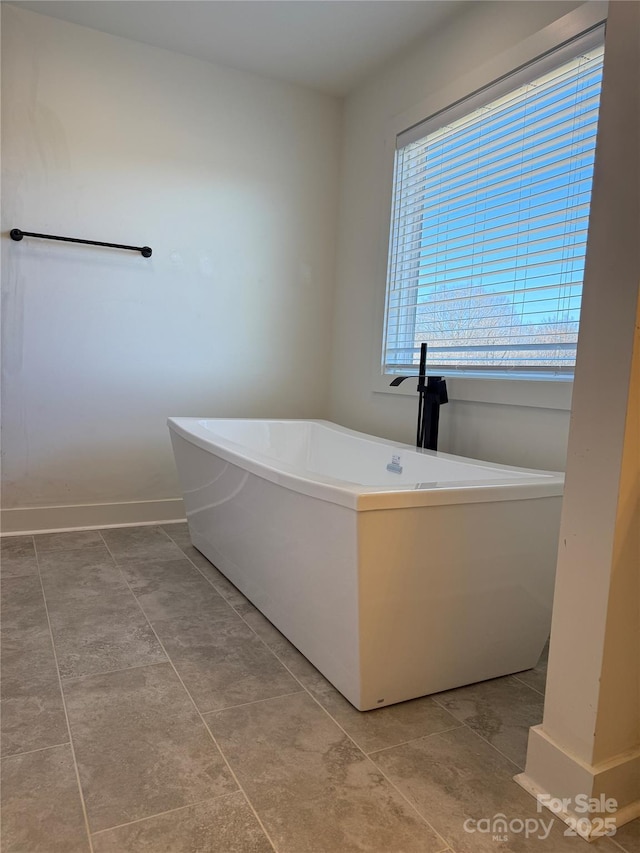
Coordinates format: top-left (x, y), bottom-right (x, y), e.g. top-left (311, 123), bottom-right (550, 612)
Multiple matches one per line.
top-left (1, 525), bottom-right (637, 852)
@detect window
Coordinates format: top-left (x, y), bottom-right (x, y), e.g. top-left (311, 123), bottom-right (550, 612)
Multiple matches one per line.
top-left (383, 26), bottom-right (604, 380)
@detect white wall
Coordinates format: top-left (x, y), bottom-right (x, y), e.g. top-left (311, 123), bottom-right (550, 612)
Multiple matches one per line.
top-left (329, 0), bottom-right (590, 471)
top-left (1, 5), bottom-right (342, 529)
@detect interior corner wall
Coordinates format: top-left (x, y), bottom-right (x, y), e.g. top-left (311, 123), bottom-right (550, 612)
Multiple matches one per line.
top-left (328, 0), bottom-right (585, 470)
top-left (1, 5), bottom-right (342, 529)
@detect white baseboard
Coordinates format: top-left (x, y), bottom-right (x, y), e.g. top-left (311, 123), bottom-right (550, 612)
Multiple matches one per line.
top-left (0, 498), bottom-right (185, 535)
top-left (515, 725), bottom-right (640, 841)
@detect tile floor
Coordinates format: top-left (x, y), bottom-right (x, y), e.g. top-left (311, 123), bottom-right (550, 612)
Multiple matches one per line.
top-left (1, 524), bottom-right (637, 853)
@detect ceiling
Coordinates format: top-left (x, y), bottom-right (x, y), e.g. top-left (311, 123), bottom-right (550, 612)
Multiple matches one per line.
top-left (10, 0), bottom-right (466, 96)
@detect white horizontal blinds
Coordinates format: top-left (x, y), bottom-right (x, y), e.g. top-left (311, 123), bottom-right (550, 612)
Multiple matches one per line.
top-left (383, 28), bottom-right (604, 376)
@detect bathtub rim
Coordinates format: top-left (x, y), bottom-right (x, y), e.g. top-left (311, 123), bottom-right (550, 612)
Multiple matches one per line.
top-left (167, 417), bottom-right (564, 511)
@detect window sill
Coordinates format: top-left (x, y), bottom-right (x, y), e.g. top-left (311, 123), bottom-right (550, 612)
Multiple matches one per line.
top-left (372, 373), bottom-right (573, 410)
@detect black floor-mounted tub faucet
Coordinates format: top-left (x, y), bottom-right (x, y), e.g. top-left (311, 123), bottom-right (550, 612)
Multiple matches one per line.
top-left (389, 342), bottom-right (448, 451)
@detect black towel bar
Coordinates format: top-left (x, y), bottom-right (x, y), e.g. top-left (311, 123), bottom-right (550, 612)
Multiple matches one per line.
top-left (10, 228), bottom-right (152, 257)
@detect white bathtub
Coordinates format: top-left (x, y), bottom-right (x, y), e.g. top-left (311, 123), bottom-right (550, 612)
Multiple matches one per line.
top-left (168, 418), bottom-right (563, 710)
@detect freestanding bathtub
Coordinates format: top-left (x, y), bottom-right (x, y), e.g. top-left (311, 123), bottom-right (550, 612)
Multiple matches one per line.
top-left (168, 418), bottom-right (563, 711)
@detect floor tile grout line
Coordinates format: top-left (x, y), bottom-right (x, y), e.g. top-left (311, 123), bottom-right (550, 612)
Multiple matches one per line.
top-left (98, 531), bottom-right (280, 853)
top-left (36, 542), bottom-right (115, 560)
top-left (198, 567), bottom-right (453, 853)
top-left (158, 526), bottom-right (178, 542)
top-left (0, 533), bottom-right (36, 552)
top-left (511, 672), bottom-right (546, 697)
top-left (0, 571), bottom-right (41, 581)
top-left (1, 741), bottom-right (72, 761)
top-left (302, 688), bottom-right (452, 851)
top-left (33, 546), bottom-right (96, 853)
top-left (0, 532), bottom-right (37, 578)
top-left (36, 540), bottom-right (168, 683)
top-left (198, 689), bottom-right (307, 716)
top-left (61, 658), bottom-right (170, 684)
top-left (365, 724), bottom-right (466, 757)
top-left (161, 532), bottom-right (225, 584)
top-left (119, 528), bottom-right (235, 615)
top-left (89, 790), bottom-right (244, 837)
top-left (606, 824), bottom-right (639, 853)
top-left (429, 694), bottom-right (529, 773)
top-left (34, 543), bottom-right (105, 557)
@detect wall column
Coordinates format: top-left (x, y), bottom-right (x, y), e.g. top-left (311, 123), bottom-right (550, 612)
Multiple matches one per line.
top-left (515, 0), bottom-right (640, 839)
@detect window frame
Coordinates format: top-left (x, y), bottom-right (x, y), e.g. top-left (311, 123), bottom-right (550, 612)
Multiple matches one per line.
top-left (372, 1), bottom-right (608, 410)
